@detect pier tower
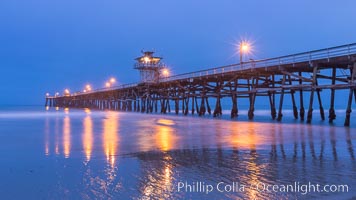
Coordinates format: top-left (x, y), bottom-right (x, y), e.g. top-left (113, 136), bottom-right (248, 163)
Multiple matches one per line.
top-left (134, 51), bottom-right (165, 83)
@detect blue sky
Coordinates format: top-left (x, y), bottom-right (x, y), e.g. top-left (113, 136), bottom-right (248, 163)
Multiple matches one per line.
top-left (0, 0), bottom-right (355, 105)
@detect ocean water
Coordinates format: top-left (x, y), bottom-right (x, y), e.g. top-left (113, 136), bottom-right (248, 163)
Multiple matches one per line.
top-left (0, 106), bottom-right (355, 199)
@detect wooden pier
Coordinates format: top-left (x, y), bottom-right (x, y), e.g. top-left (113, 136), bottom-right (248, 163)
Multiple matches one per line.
top-left (46, 43), bottom-right (356, 126)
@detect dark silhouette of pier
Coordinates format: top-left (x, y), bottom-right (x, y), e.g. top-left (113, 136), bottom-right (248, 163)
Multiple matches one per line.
top-left (46, 43), bottom-right (356, 126)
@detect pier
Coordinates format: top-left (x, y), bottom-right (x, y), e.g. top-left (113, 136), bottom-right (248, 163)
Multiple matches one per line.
top-left (46, 43), bottom-right (356, 126)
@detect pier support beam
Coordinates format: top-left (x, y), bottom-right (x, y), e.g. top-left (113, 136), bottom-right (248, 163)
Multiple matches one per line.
top-left (287, 75), bottom-right (298, 119)
top-left (248, 93), bottom-right (256, 120)
top-left (141, 97), bottom-right (146, 113)
top-left (270, 75), bottom-right (277, 119)
top-left (199, 97), bottom-right (206, 116)
top-left (214, 95), bottom-right (222, 117)
top-left (191, 96), bottom-right (195, 115)
top-left (160, 99), bottom-right (165, 113)
top-left (316, 88), bottom-right (325, 120)
top-left (315, 78), bottom-right (325, 121)
top-left (299, 72), bottom-right (305, 121)
top-left (137, 100), bottom-right (140, 112)
top-left (307, 66), bottom-right (318, 124)
top-left (175, 99), bottom-right (179, 115)
top-left (344, 64), bottom-right (356, 126)
top-left (268, 91), bottom-right (276, 120)
top-left (329, 67), bottom-right (337, 123)
top-left (154, 99), bottom-right (158, 113)
top-left (134, 100), bottom-right (137, 112)
top-left (195, 96), bottom-right (199, 115)
top-left (230, 80), bottom-right (238, 118)
top-left (344, 89), bottom-right (354, 126)
top-left (214, 81), bottom-right (222, 117)
top-left (231, 94), bottom-right (238, 118)
top-left (183, 97), bottom-right (189, 115)
top-left (291, 90), bottom-right (298, 119)
top-left (248, 78), bottom-right (256, 120)
top-left (167, 99), bottom-right (171, 113)
top-left (277, 75), bottom-right (286, 121)
top-left (206, 97), bottom-right (211, 115)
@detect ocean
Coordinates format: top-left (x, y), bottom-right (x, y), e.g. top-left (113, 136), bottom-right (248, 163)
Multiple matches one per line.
top-left (0, 106), bottom-right (355, 199)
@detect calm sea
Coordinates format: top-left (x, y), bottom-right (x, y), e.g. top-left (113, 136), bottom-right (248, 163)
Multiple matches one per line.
top-left (0, 106), bottom-right (355, 199)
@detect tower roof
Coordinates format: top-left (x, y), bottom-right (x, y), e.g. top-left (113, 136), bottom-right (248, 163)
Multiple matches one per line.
top-left (135, 51), bottom-right (162, 63)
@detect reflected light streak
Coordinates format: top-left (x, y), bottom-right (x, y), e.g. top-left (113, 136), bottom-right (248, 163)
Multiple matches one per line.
top-left (63, 116), bottom-right (71, 158)
top-left (84, 108), bottom-right (91, 114)
top-left (155, 121), bottom-right (177, 152)
top-left (45, 145), bottom-right (49, 156)
top-left (45, 117), bottom-right (50, 156)
top-left (55, 144), bottom-right (59, 155)
top-left (83, 115), bottom-right (93, 162)
top-left (55, 117), bottom-right (59, 155)
top-left (103, 111), bottom-right (119, 167)
top-left (163, 159), bottom-right (173, 187)
top-left (141, 155), bottom-right (173, 199)
top-left (228, 122), bottom-right (270, 199)
top-left (228, 122), bottom-right (263, 150)
top-left (245, 155), bottom-right (261, 199)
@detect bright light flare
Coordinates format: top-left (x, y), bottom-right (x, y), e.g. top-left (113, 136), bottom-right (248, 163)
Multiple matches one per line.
top-left (84, 84), bottom-right (92, 92)
top-left (105, 82), bottom-right (111, 88)
top-left (110, 78), bottom-right (116, 84)
top-left (143, 56), bottom-right (150, 63)
top-left (64, 89), bottom-right (70, 95)
top-left (46, 93), bottom-right (50, 97)
top-left (239, 40), bottom-right (252, 54)
top-left (86, 84), bottom-right (92, 91)
top-left (162, 68), bottom-right (170, 77)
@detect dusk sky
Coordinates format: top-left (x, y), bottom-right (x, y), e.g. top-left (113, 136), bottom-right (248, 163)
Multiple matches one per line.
top-left (0, 0), bottom-right (355, 105)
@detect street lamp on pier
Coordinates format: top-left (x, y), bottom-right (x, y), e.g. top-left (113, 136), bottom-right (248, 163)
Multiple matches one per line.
top-left (239, 40), bottom-right (251, 68)
top-left (109, 78), bottom-right (116, 84)
top-left (105, 82), bottom-right (111, 88)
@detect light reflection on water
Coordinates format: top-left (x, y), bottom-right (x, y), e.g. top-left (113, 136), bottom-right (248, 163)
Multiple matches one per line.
top-left (103, 111), bottom-right (119, 167)
top-left (83, 114), bottom-right (93, 162)
top-left (0, 108), bottom-right (355, 199)
top-left (63, 116), bottom-right (71, 158)
top-left (155, 123), bottom-right (177, 152)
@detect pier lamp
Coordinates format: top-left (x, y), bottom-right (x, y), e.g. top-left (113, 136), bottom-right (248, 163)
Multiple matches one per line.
top-left (105, 82), bottom-right (111, 88)
top-left (46, 93), bottom-right (50, 97)
top-left (108, 77), bottom-right (116, 86)
top-left (110, 78), bottom-right (116, 84)
top-left (239, 40), bottom-right (251, 67)
top-left (162, 68), bottom-right (170, 77)
top-left (55, 92), bottom-right (59, 97)
top-left (85, 84), bottom-right (92, 91)
top-left (64, 89), bottom-right (70, 96)
top-left (143, 56), bottom-right (150, 63)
